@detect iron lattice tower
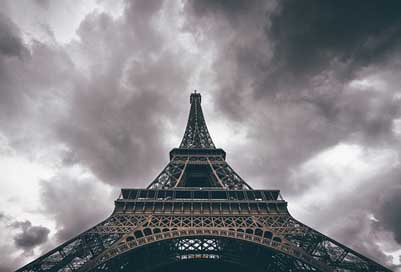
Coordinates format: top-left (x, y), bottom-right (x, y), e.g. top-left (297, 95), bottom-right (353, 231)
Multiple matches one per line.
top-left (17, 92), bottom-right (391, 272)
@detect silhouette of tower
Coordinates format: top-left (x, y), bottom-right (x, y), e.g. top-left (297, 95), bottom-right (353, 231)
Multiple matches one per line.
top-left (17, 92), bottom-right (390, 271)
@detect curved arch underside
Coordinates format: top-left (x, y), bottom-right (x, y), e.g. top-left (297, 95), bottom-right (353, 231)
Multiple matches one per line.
top-left (93, 236), bottom-right (317, 272)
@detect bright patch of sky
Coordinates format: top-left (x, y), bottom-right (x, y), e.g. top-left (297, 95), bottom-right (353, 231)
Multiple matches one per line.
top-left (385, 249), bottom-right (401, 266)
top-left (6, 0), bottom-right (124, 44)
top-left (349, 77), bottom-right (387, 92)
top-left (208, 115), bottom-right (249, 151)
top-left (393, 119), bottom-right (401, 136)
top-left (288, 143), bottom-right (399, 218)
top-left (0, 146), bottom-right (55, 227)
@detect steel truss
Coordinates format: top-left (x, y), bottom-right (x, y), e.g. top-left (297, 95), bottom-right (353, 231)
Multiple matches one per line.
top-left (148, 154), bottom-right (251, 190)
top-left (17, 191), bottom-right (389, 272)
top-left (92, 236), bottom-right (318, 272)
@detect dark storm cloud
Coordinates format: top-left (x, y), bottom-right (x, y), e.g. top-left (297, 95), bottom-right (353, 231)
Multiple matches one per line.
top-left (0, 12), bottom-right (33, 125)
top-left (375, 181), bottom-right (401, 245)
top-left (0, 213), bottom-right (51, 271)
top-left (0, 13), bottom-right (26, 58)
top-left (188, 0), bottom-right (255, 20)
top-left (184, 0), bottom-right (401, 117)
top-left (268, 0), bottom-right (401, 83)
top-left (12, 220), bottom-right (50, 250)
top-left (0, 214), bottom-right (49, 251)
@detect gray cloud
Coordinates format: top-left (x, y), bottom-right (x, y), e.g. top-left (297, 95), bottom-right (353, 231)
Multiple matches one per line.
top-left (0, 15), bottom-right (76, 158)
top-left (268, 0), bottom-right (401, 83)
top-left (375, 182), bottom-right (401, 245)
top-left (0, 265), bottom-right (10, 272)
top-left (33, 0), bottom-right (50, 9)
top-left (40, 172), bottom-right (116, 242)
top-left (0, 213), bottom-right (50, 271)
top-left (12, 220), bottom-right (50, 251)
top-left (0, 12), bottom-right (26, 58)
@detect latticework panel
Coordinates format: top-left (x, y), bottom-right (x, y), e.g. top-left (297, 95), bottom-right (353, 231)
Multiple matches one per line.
top-left (17, 211), bottom-right (390, 272)
top-left (148, 156), bottom-right (188, 189)
top-left (209, 159), bottom-right (250, 189)
top-left (93, 236), bottom-right (319, 272)
top-left (283, 219), bottom-right (388, 271)
top-left (147, 155), bottom-right (251, 190)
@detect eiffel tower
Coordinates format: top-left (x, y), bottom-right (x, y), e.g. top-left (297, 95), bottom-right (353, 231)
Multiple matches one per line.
top-left (17, 92), bottom-right (390, 272)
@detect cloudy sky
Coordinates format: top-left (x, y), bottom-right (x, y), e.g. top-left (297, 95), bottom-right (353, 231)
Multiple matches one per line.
top-left (0, 0), bottom-right (401, 271)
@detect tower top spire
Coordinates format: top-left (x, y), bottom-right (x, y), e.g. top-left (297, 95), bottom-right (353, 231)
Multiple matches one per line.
top-left (190, 90), bottom-right (201, 104)
top-left (180, 91), bottom-right (215, 149)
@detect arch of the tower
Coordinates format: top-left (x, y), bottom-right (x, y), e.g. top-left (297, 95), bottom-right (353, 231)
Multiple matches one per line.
top-left (87, 228), bottom-right (330, 271)
top-left (92, 235), bottom-right (319, 272)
